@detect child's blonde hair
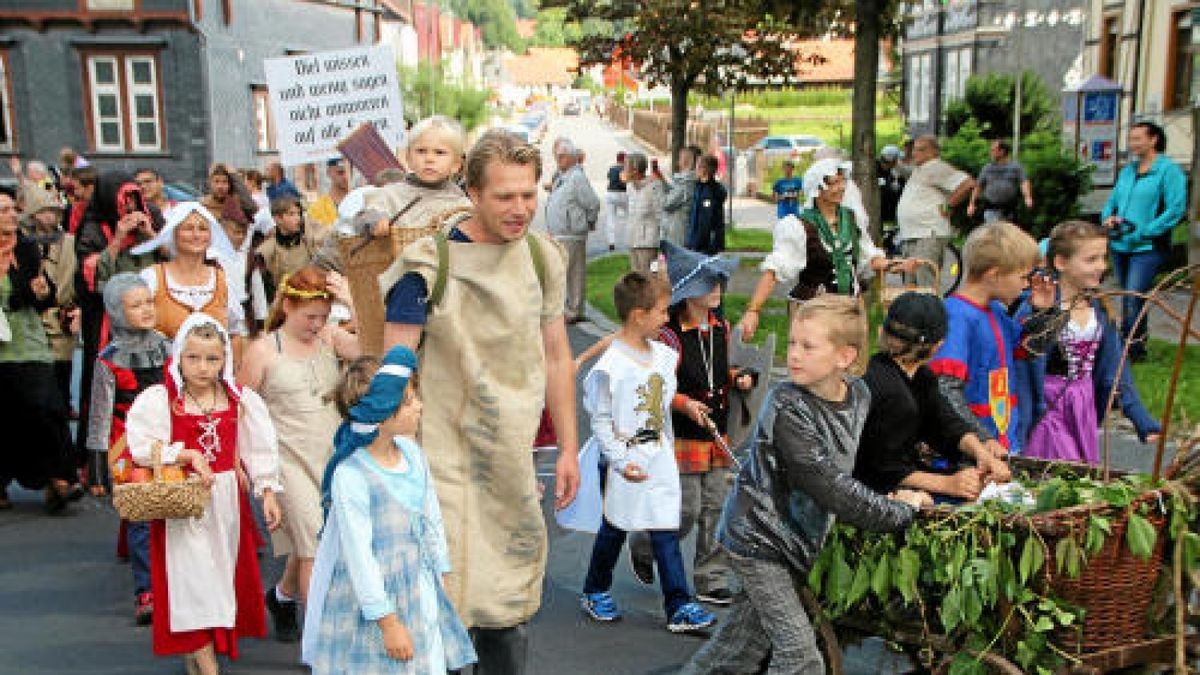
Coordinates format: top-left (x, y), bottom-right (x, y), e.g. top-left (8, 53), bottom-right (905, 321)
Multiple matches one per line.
top-left (791, 295), bottom-right (868, 359)
top-left (407, 115), bottom-right (466, 157)
top-left (335, 355), bottom-right (382, 418)
top-left (962, 221), bottom-right (1040, 279)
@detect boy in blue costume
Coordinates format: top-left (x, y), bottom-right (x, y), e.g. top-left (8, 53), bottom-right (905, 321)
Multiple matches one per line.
top-left (928, 222), bottom-right (1059, 455)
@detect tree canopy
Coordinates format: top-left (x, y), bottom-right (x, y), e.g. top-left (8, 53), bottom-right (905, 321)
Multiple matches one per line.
top-left (448, 0), bottom-right (524, 51)
top-left (539, 0), bottom-right (812, 164)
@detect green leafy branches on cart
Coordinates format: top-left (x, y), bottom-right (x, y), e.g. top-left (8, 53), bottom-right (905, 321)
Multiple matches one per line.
top-left (807, 452), bottom-right (1200, 675)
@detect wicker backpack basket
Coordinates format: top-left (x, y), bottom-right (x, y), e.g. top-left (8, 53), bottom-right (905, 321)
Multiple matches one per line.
top-left (111, 441), bottom-right (209, 522)
top-left (878, 259), bottom-right (941, 309)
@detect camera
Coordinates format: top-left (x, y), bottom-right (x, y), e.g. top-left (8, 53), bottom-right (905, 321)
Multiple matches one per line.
top-left (1107, 216), bottom-right (1134, 239)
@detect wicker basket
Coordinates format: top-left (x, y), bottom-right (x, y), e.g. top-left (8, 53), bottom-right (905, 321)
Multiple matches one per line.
top-left (389, 204), bottom-right (473, 258)
top-left (338, 234), bottom-right (396, 357)
top-left (1036, 494), bottom-right (1167, 653)
top-left (879, 259), bottom-right (940, 308)
top-left (111, 442), bottom-right (209, 522)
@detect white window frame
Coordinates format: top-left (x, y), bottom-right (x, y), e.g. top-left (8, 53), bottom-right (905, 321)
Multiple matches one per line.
top-left (88, 55), bottom-right (125, 152)
top-left (0, 54), bottom-right (14, 152)
top-left (957, 48), bottom-right (972, 100)
top-left (252, 86), bottom-right (276, 152)
top-left (84, 52), bottom-right (163, 153)
top-left (125, 56), bottom-right (162, 152)
top-left (908, 57), bottom-right (922, 122)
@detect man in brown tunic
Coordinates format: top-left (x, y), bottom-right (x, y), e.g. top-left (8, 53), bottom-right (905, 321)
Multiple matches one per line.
top-left (381, 130), bottom-right (580, 674)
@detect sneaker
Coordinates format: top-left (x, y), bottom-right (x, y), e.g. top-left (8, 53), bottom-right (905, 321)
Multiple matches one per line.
top-left (134, 592), bottom-right (153, 625)
top-left (667, 602), bottom-right (717, 633)
top-left (696, 588), bottom-right (734, 606)
top-left (580, 592), bottom-right (623, 622)
top-left (628, 550), bottom-right (655, 586)
top-left (265, 588), bottom-right (300, 642)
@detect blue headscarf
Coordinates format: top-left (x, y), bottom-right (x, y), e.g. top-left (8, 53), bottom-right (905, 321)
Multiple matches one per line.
top-left (321, 346), bottom-right (418, 514)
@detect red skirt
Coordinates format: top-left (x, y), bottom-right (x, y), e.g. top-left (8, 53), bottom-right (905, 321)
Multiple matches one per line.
top-left (149, 485), bottom-right (266, 658)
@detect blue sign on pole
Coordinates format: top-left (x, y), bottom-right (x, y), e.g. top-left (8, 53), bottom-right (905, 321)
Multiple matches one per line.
top-left (1082, 92), bottom-right (1118, 123)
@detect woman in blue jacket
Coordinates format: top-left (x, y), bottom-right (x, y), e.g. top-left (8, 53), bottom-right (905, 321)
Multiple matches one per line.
top-left (1100, 121), bottom-right (1186, 360)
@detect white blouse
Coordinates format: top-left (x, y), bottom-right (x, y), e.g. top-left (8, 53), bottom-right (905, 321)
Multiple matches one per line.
top-left (760, 212), bottom-right (885, 287)
top-left (124, 383), bottom-right (283, 496)
top-left (140, 264), bottom-right (248, 336)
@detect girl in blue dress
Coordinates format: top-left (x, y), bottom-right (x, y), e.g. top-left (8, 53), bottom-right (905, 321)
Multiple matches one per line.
top-left (302, 346), bottom-right (475, 674)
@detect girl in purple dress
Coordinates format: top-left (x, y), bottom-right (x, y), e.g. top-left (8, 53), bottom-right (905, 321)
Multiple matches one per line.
top-left (1021, 221), bottom-right (1161, 463)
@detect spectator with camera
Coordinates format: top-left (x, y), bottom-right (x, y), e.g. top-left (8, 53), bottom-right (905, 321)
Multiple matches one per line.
top-left (1100, 121), bottom-right (1186, 361)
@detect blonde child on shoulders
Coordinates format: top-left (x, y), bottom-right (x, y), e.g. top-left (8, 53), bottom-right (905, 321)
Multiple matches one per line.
top-left (365, 115), bottom-right (471, 246)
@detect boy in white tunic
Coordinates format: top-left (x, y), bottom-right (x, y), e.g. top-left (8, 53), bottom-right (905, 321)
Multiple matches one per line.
top-left (576, 271), bottom-right (717, 633)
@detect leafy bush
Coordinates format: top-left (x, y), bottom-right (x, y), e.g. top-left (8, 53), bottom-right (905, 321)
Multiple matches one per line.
top-left (399, 65), bottom-right (491, 132)
top-left (941, 95), bottom-right (1092, 239)
top-left (944, 70), bottom-right (1058, 140)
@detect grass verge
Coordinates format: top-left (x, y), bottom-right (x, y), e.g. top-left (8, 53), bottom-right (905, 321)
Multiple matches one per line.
top-left (725, 228), bottom-right (773, 252)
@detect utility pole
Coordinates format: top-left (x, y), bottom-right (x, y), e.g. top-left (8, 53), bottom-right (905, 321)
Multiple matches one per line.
top-left (1011, 0), bottom-right (1024, 159)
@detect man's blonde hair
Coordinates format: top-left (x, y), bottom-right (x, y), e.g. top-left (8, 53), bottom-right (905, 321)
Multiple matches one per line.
top-left (465, 129), bottom-right (543, 191)
top-left (963, 221), bottom-right (1040, 279)
top-left (791, 295), bottom-right (868, 357)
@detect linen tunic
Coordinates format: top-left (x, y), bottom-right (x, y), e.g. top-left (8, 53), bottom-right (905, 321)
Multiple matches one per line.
top-left (382, 229), bottom-right (566, 629)
top-left (582, 338), bottom-right (681, 532)
top-left (259, 332), bottom-right (341, 558)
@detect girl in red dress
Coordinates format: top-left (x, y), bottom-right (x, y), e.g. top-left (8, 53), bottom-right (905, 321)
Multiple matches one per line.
top-left (125, 312), bottom-right (282, 675)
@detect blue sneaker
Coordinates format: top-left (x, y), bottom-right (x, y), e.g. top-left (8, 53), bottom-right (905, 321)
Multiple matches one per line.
top-left (581, 592), bottom-right (622, 622)
top-left (667, 602), bottom-right (717, 633)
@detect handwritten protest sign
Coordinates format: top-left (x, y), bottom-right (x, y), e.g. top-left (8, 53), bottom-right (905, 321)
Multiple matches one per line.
top-left (264, 45), bottom-right (405, 167)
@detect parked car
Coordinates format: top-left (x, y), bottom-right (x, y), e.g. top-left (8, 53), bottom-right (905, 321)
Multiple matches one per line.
top-left (754, 135), bottom-right (826, 160)
top-left (517, 113), bottom-right (546, 143)
top-left (563, 101), bottom-right (581, 116)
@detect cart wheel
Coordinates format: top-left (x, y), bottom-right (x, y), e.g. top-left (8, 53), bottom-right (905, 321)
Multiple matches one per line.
top-left (798, 587), bottom-right (844, 675)
top-left (933, 651), bottom-right (1023, 675)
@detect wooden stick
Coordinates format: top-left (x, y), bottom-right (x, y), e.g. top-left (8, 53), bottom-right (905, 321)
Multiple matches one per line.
top-left (1153, 272), bottom-right (1200, 482)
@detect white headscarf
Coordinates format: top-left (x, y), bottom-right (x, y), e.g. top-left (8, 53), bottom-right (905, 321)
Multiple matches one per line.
top-left (802, 158), bottom-right (851, 209)
top-left (801, 158), bottom-right (870, 230)
top-left (130, 201), bottom-right (237, 263)
top-left (168, 312), bottom-right (238, 396)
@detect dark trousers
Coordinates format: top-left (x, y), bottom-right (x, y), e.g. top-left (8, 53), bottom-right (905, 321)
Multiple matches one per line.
top-left (584, 519), bottom-right (692, 617)
top-left (53, 359), bottom-right (73, 414)
top-left (1111, 248), bottom-right (1166, 358)
top-left (455, 624), bottom-right (528, 675)
top-left (582, 464), bottom-right (692, 617)
top-left (77, 294), bottom-right (105, 452)
top-left (127, 520), bottom-right (151, 594)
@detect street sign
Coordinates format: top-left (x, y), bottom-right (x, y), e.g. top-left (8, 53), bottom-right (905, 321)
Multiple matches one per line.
top-left (264, 45), bottom-right (405, 167)
top-left (1063, 75), bottom-right (1121, 187)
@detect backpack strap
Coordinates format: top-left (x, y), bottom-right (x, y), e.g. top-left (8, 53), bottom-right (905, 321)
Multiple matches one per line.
top-left (526, 232), bottom-right (547, 293)
top-left (428, 231), bottom-right (450, 310)
top-left (426, 232), bottom-right (547, 312)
